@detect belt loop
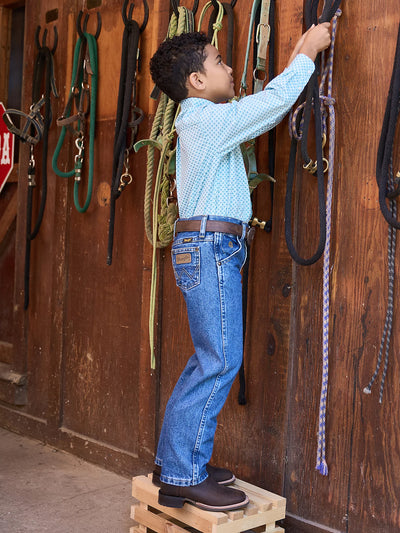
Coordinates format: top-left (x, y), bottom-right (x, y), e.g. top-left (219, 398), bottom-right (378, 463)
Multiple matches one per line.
top-left (241, 222), bottom-right (247, 240)
top-left (199, 215), bottom-right (208, 239)
top-left (173, 218), bottom-right (179, 239)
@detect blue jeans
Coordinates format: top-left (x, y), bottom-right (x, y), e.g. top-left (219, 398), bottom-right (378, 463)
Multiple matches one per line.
top-left (155, 215), bottom-right (248, 486)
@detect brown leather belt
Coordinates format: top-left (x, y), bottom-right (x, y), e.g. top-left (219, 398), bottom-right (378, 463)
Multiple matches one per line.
top-left (175, 219), bottom-right (243, 237)
top-left (175, 219), bottom-right (255, 242)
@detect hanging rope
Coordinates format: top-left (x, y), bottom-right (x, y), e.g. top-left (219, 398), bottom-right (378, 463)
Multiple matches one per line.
top-left (107, 0), bottom-right (148, 265)
top-left (198, 0), bottom-right (224, 47)
top-left (285, 0), bottom-right (341, 475)
top-left (2, 25), bottom-right (58, 309)
top-left (235, 0), bottom-right (274, 405)
top-left (315, 8), bottom-right (341, 476)
top-left (285, 0), bottom-right (341, 266)
top-left (52, 11), bottom-right (100, 213)
top-left (134, 5), bottom-right (196, 369)
top-left (364, 22), bottom-right (400, 403)
top-left (207, 2), bottom-right (235, 67)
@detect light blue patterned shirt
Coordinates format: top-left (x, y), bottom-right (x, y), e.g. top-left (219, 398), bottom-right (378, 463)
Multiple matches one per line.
top-left (175, 53), bottom-right (315, 223)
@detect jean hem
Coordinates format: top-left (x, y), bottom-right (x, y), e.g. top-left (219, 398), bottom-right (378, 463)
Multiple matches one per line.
top-left (159, 471), bottom-right (208, 487)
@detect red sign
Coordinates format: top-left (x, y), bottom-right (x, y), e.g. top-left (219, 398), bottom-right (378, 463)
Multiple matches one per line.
top-left (0, 101), bottom-right (15, 193)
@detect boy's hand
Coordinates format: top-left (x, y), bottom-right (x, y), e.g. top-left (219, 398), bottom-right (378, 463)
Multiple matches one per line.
top-left (287, 23), bottom-right (331, 66)
top-left (299, 23), bottom-right (331, 61)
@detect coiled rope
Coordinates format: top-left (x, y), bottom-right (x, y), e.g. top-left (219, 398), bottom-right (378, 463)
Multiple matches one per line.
top-left (134, 6), bottom-right (195, 369)
top-left (52, 11), bottom-right (100, 213)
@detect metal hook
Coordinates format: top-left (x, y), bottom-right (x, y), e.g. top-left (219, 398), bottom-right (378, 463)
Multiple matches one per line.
top-left (77, 10), bottom-right (102, 40)
top-left (171, 0), bottom-right (199, 17)
top-left (34, 25), bottom-right (58, 54)
top-left (122, 0), bottom-right (149, 32)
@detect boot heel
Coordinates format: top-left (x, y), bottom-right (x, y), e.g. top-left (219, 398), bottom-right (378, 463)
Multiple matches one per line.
top-left (158, 491), bottom-right (185, 508)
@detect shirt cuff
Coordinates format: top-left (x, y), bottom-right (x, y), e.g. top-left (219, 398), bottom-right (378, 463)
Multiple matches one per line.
top-left (289, 53), bottom-right (315, 76)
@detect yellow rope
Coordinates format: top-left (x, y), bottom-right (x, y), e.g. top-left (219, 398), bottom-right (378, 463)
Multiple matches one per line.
top-left (197, 1), bottom-right (224, 47)
top-left (136, 7), bottom-right (194, 369)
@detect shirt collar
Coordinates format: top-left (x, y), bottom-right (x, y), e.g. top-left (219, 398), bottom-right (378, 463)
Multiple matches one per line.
top-left (180, 97), bottom-right (213, 112)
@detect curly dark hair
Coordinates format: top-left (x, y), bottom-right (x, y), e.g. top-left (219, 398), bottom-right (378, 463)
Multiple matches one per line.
top-left (150, 32), bottom-right (210, 103)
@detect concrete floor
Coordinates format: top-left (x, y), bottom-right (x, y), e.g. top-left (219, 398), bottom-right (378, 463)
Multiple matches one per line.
top-left (0, 427), bottom-right (136, 533)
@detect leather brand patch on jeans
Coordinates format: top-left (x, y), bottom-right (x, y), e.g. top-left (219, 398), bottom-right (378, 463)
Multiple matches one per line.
top-left (175, 253), bottom-right (192, 265)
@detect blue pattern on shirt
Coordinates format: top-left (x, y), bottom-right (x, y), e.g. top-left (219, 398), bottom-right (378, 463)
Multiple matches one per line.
top-left (175, 53), bottom-right (315, 223)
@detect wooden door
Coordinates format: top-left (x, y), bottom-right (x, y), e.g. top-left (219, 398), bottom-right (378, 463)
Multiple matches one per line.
top-left (0, 3), bottom-right (26, 406)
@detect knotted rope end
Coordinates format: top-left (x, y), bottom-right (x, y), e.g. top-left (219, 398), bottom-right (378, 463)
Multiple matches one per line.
top-left (363, 386), bottom-right (372, 395)
top-left (315, 460), bottom-right (329, 476)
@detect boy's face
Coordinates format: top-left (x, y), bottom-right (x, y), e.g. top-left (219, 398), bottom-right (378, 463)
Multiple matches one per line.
top-left (200, 44), bottom-right (234, 103)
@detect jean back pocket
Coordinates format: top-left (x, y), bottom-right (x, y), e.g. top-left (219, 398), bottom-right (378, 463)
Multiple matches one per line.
top-left (171, 246), bottom-right (200, 291)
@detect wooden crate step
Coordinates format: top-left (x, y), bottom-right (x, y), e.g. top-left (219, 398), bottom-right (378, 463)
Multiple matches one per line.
top-left (131, 474), bottom-right (285, 533)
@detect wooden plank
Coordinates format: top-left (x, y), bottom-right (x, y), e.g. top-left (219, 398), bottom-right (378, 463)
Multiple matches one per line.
top-left (0, 1), bottom-right (25, 7)
top-left (5, 164), bottom-right (18, 183)
top-left (234, 479), bottom-right (286, 510)
top-left (0, 341), bottom-right (13, 363)
top-left (0, 6), bottom-right (11, 102)
top-left (0, 186), bottom-right (17, 243)
top-left (0, 361), bottom-right (25, 385)
top-left (283, 2), bottom-right (400, 533)
top-left (0, 361), bottom-right (26, 405)
top-left (133, 504), bottom-right (191, 533)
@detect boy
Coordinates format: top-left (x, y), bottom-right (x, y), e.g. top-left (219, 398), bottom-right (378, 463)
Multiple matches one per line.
top-left (149, 23), bottom-right (331, 512)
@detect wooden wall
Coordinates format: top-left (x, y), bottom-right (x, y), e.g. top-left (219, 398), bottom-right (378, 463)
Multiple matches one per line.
top-left (1, 0), bottom-right (400, 532)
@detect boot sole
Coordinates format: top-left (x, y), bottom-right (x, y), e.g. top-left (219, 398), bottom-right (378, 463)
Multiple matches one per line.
top-left (158, 491), bottom-right (249, 511)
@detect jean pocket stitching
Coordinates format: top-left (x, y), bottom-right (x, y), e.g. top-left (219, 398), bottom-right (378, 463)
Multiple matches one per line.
top-left (172, 247), bottom-right (200, 291)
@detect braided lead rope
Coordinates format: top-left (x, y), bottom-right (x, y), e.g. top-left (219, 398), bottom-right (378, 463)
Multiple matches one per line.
top-left (315, 9), bottom-right (341, 476)
top-left (364, 25), bottom-right (400, 401)
top-left (134, 6), bottom-right (194, 369)
top-left (363, 161), bottom-right (396, 402)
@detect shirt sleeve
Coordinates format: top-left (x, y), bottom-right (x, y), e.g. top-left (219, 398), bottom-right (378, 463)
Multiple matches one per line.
top-left (199, 53), bottom-right (315, 155)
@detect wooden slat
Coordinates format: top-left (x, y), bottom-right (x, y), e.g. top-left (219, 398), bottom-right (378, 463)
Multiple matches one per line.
top-left (0, 186), bottom-right (17, 243)
top-left (0, 341), bottom-right (13, 364)
top-left (0, 6), bottom-right (11, 102)
top-left (133, 504), bottom-right (190, 533)
top-left (5, 164), bottom-right (18, 183)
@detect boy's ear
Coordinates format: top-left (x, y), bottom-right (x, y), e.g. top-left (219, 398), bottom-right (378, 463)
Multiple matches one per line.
top-left (188, 71), bottom-right (205, 92)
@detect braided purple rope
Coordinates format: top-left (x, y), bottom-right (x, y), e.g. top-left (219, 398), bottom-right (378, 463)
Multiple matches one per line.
top-left (315, 9), bottom-right (341, 476)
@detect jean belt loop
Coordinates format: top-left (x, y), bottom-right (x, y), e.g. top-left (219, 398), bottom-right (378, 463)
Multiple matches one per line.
top-left (241, 222), bottom-right (247, 240)
top-left (173, 218), bottom-right (179, 239)
top-left (199, 215), bottom-right (208, 239)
